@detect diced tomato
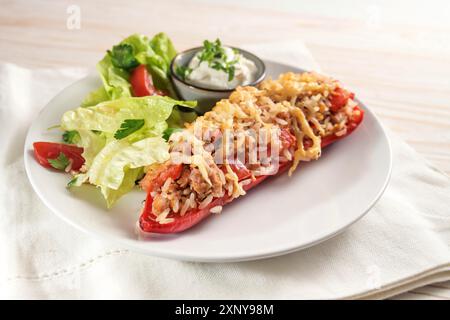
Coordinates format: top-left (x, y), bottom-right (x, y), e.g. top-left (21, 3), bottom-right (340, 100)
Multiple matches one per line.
top-left (130, 64), bottom-right (166, 97)
top-left (351, 106), bottom-right (363, 125)
top-left (155, 164), bottom-right (183, 187)
top-left (33, 142), bottom-right (84, 171)
top-left (227, 162), bottom-right (252, 181)
top-left (321, 105), bottom-right (364, 147)
top-left (329, 87), bottom-right (353, 112)
top-left (141, 163), bottom-right (183, 192)
top-left (280, 128), bottom-right (296, 149)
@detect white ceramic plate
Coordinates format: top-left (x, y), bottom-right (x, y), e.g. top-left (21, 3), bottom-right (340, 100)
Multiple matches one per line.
top-left (24, 61), bottom-right (392, 262)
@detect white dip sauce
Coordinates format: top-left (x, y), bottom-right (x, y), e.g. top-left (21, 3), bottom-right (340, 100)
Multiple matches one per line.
top-left (186, 47), bottom-right (257, 90)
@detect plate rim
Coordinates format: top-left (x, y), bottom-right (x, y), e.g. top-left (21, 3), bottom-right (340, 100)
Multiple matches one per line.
top-left (24, 61), bottom-right (392, 262)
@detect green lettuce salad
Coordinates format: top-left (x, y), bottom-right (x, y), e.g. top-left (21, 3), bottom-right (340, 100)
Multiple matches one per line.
top-left (60, 33), bottom-right (197, 207)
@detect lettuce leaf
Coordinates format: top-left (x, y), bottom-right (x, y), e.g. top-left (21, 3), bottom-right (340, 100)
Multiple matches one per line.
top-left (88, 137), bottom-right (169, 190)
top-left (68, 137), bottom-right (169, 208)
top-left (66, 33), bottom-right (198, 207)
top-left (101, 167), bottom-right (143, 208)
top-left (81, 86), bottom-right (110, 107)
top-left (150, 33), bottom-right (177, 67)
top-left (61, 96), bottom-right (196, 135)
top-left (166, 106), bottom-right (198, 128)
top-left (76, 129), bottom-right (106, 167)
top-left (63, 96), bottom-right (196, 207)
top-left (87, 137), bottom-right (169, 207)
top-left (148, 33), bottom-right (177, 97)
top-left (97, 54), bottom-right (132, 100)
top-left (82, 33), bottom-right (178, 104)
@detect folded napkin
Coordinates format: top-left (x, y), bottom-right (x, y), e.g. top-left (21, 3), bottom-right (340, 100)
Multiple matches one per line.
top-left (1, 42), bottom-right (449, 300)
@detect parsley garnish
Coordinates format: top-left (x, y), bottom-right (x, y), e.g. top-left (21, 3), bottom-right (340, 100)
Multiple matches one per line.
top-left (48, 152), bottom-right (70, 171)
top-left (67, 176), bottom-right (78, 188)
top-left (211, 60), bottom-right (237, 81)
top-left (62, 130), bottom-right (80, 144)
top-left (114, 119), bottom-right (145, 140)
top-left (108, 44), bottom-right (139, 70)
top-left (197, 39), bottom-right (238, 81)
top-left (162, 127), bottom-right (183, 141)
top-left (175, 65), bottom-right (193, 80)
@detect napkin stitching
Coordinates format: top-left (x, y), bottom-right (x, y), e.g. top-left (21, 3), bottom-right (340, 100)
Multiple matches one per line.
top-left (5, 249), bottom-right (129, 282)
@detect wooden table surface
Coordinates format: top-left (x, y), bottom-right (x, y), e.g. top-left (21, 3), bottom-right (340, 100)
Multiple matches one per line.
top-left (1, 0), bottom-right (449, 299)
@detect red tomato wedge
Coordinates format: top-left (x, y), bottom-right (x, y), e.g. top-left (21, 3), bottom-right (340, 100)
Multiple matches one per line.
top-left (329, 87), bottom-right (354, 112)
top-left (33, 142), bottom-right (84, 171)
top-left (130, 64), bottom-right (166, 97)
top-left (321, 106), bottom-right (364, 147)
top-left (138, 106), bottom-right (365, 234)
top-left (140, 163), bottom-right (183, 193)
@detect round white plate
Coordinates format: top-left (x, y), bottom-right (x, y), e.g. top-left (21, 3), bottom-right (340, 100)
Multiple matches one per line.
top-left (24, 61), bottom-right (392, 262)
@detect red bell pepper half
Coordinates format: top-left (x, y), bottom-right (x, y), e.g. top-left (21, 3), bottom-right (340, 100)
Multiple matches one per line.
top-left (138, 104), bottom-right (364, 234)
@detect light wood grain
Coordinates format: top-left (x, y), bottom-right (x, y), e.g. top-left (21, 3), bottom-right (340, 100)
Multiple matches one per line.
top-left (1, 0), bottom-right (449, 173)
top-left (1, 0), bottom-right (449, 299)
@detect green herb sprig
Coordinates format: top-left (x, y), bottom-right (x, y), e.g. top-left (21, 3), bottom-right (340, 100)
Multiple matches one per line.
top-left (48, 152), bottom-right (70, 171)
top-left (67, 176), bottom-right (78, 188)
top-left (108, 44), bottom-right (139, 70)
top-left (62, 130), bottom-right (80, 144)
top-left (175, 65), bottom-right (192, 80)
top-left (198, 39), bottom-right (238, 81)
top-left (162, 127), bottom-right (183, 141)
top-left (114, 119), bottom-right (145, 140)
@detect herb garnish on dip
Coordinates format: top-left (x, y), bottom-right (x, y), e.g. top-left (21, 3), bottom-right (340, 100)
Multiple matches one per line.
top-left (177, 39), bottom-right (257, 90)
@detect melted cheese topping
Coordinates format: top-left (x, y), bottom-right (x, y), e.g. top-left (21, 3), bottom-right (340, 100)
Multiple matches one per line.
top-left (166, 72), bottom-right (349, 202)
top-left (288, 106), bottom-right (321, 175)
top-left (183, 82), bottom-right (323, 178)
top-left (144, 72), bottom-right (358, 222)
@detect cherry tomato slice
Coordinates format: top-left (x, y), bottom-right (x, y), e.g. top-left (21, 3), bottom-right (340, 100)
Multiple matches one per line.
top-left (130, 65), bottom-right (156, 97)
top-left (130, 64), bottom-right (167, 97)
top-left (33, 142), bottom-right (84, 171)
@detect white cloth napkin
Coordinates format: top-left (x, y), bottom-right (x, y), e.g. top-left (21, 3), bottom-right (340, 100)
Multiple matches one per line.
top-left (1, 41), bottom-right (449, 300)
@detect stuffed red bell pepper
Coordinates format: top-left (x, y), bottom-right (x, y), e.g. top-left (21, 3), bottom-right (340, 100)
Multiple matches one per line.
top-left (138, 72), bottom-right (364, 234)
